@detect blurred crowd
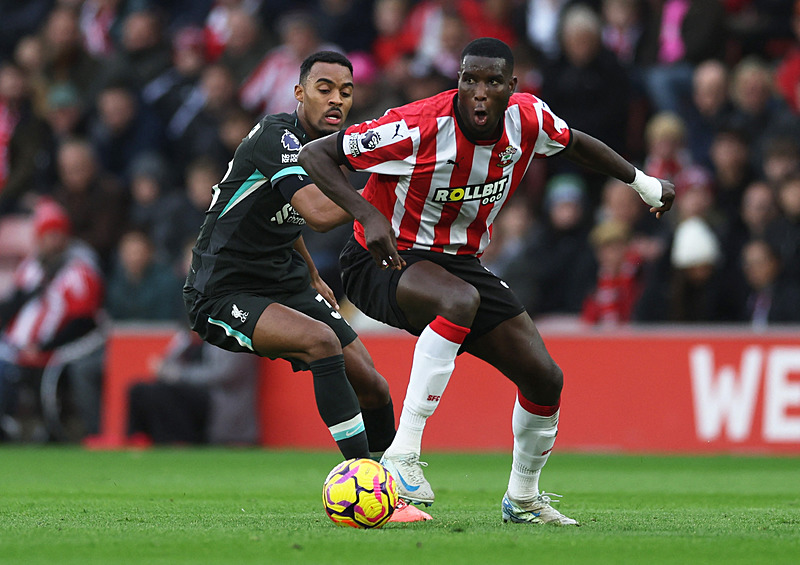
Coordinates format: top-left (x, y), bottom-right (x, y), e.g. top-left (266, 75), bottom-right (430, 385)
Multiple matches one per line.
top-left (0, 0), bottom-right (799, 330)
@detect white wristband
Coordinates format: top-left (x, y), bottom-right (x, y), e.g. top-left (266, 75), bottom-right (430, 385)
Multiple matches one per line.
top-left (628, 168), bottom-right (663, 208)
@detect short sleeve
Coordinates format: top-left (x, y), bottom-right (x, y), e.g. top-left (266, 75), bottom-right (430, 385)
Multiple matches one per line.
top-left (338, 110), bottom-right (417, 176)
top-left (250, 122), bottom-right (310, 186)
top-left (275, 173), bottom-right (313, 203)
top-left (526, 94), bottom-right (572, 157)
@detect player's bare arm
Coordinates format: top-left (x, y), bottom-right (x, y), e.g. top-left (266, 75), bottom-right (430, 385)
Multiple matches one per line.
top-left (563, 129), bottom-right (676, 218)
top-left (290, 183), bottom-right (353, 232)
top-left (299, 134), bottom-right (406, 270)
top-left (293, 236), bottom-right (338, 310)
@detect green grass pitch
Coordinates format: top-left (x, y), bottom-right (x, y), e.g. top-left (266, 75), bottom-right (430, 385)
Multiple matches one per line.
top-left (0, 447), bottom-right (798, 564)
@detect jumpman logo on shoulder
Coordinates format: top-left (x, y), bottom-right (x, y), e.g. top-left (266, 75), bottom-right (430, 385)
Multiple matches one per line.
top-left (392, 123), bottom-right (402, 139)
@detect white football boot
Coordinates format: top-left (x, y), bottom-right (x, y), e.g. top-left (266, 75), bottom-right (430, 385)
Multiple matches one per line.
top-left (501, 491), bottom-right (580, 526)
top-left (380, 453), bottom-right (435, 506)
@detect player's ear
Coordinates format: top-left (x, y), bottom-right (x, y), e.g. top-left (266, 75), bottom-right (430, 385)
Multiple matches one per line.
top-left (509, 75), bottom-right (518, 94)
top-left (294, 84), bottom-right (304, 103)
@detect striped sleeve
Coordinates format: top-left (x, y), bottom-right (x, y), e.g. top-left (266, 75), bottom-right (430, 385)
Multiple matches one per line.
top-left (516, 93), bottom-right (572, 157)
top-left (338, 111), bottom-right (417, 176)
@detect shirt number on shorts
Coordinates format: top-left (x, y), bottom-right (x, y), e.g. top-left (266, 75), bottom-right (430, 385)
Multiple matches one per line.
top-left (315, 294), bottom-right (343, 320)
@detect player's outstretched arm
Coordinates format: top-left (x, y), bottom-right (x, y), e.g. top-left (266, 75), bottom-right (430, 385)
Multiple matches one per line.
top-left (299, 133), bottom-right (405, 270)
top-left (563, 129), bottom-right (675, 218)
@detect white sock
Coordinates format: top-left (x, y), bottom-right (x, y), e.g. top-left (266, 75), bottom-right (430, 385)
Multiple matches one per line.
top-left (384, 316), bottom-right (469, 457)
top-left (507, 395), bottom-right (559, 503)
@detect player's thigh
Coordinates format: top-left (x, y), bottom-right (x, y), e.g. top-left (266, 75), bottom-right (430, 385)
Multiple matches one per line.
top-left (396, 260), bottom-right (480, 330)
top-left (341, 337), bottom-right (390, 408)
top-left (188, 291), bottom-right (340, 363)
top-left (252, 302), bottom-right (341, 363)
top-left (465, 312), bottom-right (563, 404)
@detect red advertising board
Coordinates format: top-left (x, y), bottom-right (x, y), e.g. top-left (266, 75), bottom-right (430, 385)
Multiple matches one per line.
top-left (99, 326), bottom-right (800, 454)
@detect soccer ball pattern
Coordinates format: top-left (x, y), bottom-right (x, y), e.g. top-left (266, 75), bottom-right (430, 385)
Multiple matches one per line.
top-left (322, 458), bottom-right (398, 528)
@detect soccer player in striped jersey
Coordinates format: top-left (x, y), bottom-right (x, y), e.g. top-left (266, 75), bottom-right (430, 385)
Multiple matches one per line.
top-left (299, 38), bottom-right (675, 526)
top-left (184, 52), bottom-right (396, 465)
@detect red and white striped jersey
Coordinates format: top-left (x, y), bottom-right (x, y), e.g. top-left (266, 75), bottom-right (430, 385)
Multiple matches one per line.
top-left (2, 242), bottom-right (104, 367)
top-left (339, 90), bottom-right (571, 256)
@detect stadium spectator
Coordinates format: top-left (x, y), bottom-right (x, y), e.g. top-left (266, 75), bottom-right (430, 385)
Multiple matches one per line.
top-left (720, 180), bottom-right (779, 282)
top-left (213, 6), bottom-right (273, 86)
top-left (674, 166), bottom-right (716, 220)
top-left (43, 83), bottom-right (88, 142)
top-left (126, 151), bottom-right (173, 243)
top-left (88, 83), bottom-right (164, 183)
top-left (204, 0), bottom-right (271, 62)
top-left (765, 173), bottom-right (800, 287)
top-left (760, 134), bottom-right (800, 186)
top-left (140, 26), bottom-right (209, 131)
top-left (642, 111), bottom-right (694, 185)
top-left (127, 327), bottom-right (260, 445)
top-left (51, 138), bottom-right (129, 272)
top-left (637, 0), bottom-right (726, 117)
top-left (728, 56), bottom-right (800, 168)
top-left (685, 60), bottom-right (733, 168)
top-left (708, 123), bottom-right (754, 221)
top-left (581, 219), bottom-right (642, 326)
top-left (78, 0), bottom-right (129, 58)
top-left (517, 0), bottom-right (573, 62)
top-left (521, 174), bottom-right (597, 316)
top-left (314, 0), bottom-right (377, 54)
top-left (739, 238), bottom-right (800, 327)
top-left (217, 105), bottom-right (258, 159)
top-left (165, 62), bottom-right (241, 172)
top-left (597, 178), bottom-right (668, 264)
top-left (0, 199), bottom-right (105, 441)
top-left (480, 200), bottom-right (535, 283)
top-left (408, 10), bottom-right (472, 81)
top-left (13, 34), bottom-right (48, 117)
top-left (39, 5), bottom-right (103, 104)
top-left (774, 2), bottom-right (800, 114)
top-left (99, 8), bottom-right (173, 90)
top-left (240, 11), bottom-right (338, 115)
top-left (0, 0), bottom-right (54, 62)
top-left (149, 157), bottom-right (218, 267)
top-left (599, 0), bottom-right (643, 67)
top-left (636, 216), bottom-right (741, 322)
top-left (105, 228), bottom-right (184, 322)
top-left (541, 4), bottom-right (630, 165)
top-left (371, 0), bottom-right (414, 73)
top-left (0, 62), bottom-right (52, 217)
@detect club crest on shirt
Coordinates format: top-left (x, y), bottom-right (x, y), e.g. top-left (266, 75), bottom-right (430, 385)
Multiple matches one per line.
top-left (497, 145), bottom-right (517, 167)
top-left (281, 130), bottom-right (302, 151)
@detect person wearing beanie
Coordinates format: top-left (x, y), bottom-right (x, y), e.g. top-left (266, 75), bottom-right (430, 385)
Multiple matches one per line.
top-left (0, 198), bottom-right (105, 442)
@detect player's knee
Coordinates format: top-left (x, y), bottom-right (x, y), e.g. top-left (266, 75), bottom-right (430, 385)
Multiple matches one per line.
top-left (536, 361), bottom-right (563, 402)
top-left (438, 282), bottom-right (480, 324)
top-left (517, 360), bottom-right (563, 405)
top-left (306, 323), bottom-right (342, 360)
top-left (354, 370), bottom-right (391, 409)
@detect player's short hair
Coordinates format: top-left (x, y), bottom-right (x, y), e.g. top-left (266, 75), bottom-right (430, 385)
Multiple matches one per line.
top-left (461, 38), bottom-right (514, 71)
top-left (299, 51), bottom-right (353, 84)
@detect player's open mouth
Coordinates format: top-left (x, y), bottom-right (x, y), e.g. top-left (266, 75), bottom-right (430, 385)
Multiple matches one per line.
top-left (474, 109), bottom-right (488, 126)
top-left (324, 110), bottom-right (342, 125)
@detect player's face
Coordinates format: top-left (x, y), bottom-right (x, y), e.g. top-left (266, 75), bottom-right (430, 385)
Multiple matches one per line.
top-left (295, 62), bottom-right (354, 139)
top-left (456, 55), bottom-right (516, 140)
